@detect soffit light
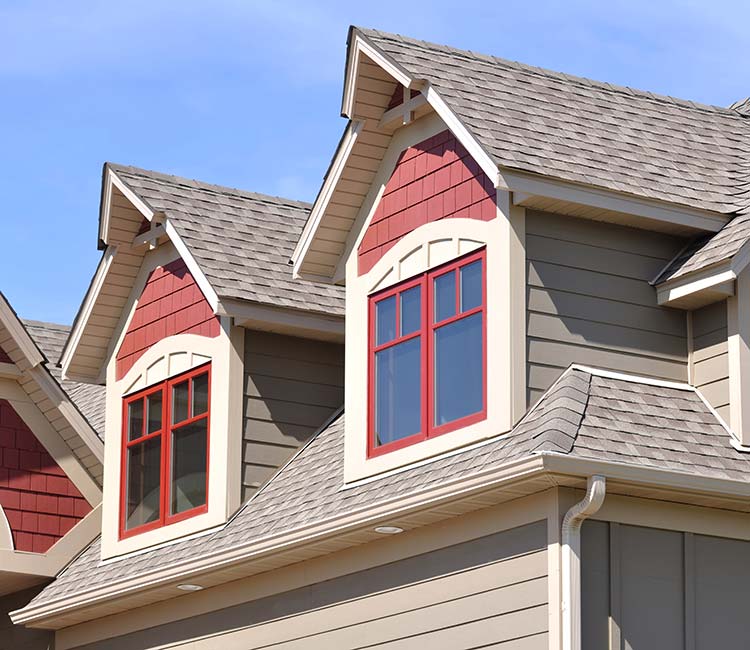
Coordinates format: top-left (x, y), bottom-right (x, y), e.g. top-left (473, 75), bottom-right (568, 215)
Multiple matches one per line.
top-left (374, 525), bottom-right (404, 535)
top-left (177, 584), bottom-right (204, 592)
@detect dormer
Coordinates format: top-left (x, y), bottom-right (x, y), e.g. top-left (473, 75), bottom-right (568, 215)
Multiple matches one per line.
top-left (293, 27), bottom-right (741, 482)
top-left (63, 165), bottom-right (344, 558)
top-left (0, 294), bottom-right (102, 596)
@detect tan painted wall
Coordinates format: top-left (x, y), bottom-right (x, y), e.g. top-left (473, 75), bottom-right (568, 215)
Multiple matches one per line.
top-left (242, 330), bottom-right (344, 500)
top-left (526, 210), bottom-right (688, 404)
top-left (691, 300), bottom-right (729, 422)
top-left (0, 585), bottom-right (53, 650)
top-left (67, 520), bottom-right (548, 650)
top-left (581, 520), bottom-right (750, 650)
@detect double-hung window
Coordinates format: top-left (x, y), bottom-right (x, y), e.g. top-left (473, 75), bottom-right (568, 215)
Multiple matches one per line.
top-left (368, 249), bottom-right (486, 456)
top-left (120, 363), bottom-right (210, 538)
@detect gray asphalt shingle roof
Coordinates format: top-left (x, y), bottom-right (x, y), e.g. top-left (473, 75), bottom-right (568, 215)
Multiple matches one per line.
top-left (27, 366), bottom-right (750, 610)
top-left (357, 27), bottom-right (750, 215)
top-left (109, 164), bottom-right (345, 317)
top-left (23, 320), bottom-right (106, 439)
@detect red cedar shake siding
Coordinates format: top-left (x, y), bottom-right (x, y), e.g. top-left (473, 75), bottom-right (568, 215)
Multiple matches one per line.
top-left (0, 400), bottom-right (91, 553)
top-left (0, 346), bottom-right (11, 363)
top-left (115, 258), bottom-right (220, 380)
top-left (357, 130), bottom-right (497, 275)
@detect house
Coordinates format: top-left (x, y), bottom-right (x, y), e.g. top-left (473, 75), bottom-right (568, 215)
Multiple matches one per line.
top-left (0, 294), bottom-right (104, 649)
top-left (7, 25), bottom-right (750, 650)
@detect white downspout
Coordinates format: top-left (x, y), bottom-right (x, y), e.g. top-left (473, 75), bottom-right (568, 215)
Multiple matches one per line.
top-left (561, 475), bottom-right (606, 650)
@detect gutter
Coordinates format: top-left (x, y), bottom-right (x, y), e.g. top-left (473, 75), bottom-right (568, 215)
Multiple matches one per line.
top-left (561, 475), bottom-right (606, 650)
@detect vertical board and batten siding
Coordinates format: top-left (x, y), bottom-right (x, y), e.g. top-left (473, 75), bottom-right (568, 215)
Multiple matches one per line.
top-left (242, 331), bottom-right (344, 500)
top-left (582, 520), bottom-right (750, 650)
top-left (691, 301), bottom-right (729, 422)
top-left (525, 211), bottom-right (689, 405)
top-left (71, 521), bottom-right (548, 650)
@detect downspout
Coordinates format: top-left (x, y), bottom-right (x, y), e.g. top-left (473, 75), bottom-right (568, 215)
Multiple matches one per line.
top-left (561, 475), bottom-right (606, 650)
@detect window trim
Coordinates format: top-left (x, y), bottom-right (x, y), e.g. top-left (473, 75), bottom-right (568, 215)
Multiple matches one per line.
top-left (119, 362), bottom-right (211, 540)
top-left (367, 248), bottom-right (486, 458)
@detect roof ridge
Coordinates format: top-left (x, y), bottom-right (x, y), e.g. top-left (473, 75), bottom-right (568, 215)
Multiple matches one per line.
top-left (357, 27), bottom-right (744, 119)
top-left (108, 163), bottom-right (313, 212)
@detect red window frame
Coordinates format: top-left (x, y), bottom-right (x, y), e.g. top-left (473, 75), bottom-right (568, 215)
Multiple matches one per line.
top-left (119, 363), bottom-right (211, 539)
top-left (367, 248), bottom-right (487, 458)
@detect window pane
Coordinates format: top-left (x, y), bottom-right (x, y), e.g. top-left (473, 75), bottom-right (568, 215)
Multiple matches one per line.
top-left (400, 285), bottom-right (421, 336)
top-left (146, 391), bottom-right (162, 434)
top-left (434, 271), bottom-right (456, 323)
top-left (376, 295), bottom-right (397, 345)
top-left (128, 399), bottom-right (144, 441)
top-left (374, 338), bottom-right (421, 446)
top-left (460, 260), bottom-right (483, 312)
top-left (192, 373), bottom-right (209, 416)
top-left (172, 380), bottom-right (189, 424)
top-left (125, 437), bottom-right (161, 530)
top-left (434, 312), bottom-right (483, 426)
top-left (170, 419), bottom-right (208, 515)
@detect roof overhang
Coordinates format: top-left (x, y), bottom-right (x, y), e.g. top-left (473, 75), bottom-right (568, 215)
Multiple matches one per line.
top-left (13, 446), bottom-right (750, 629)
top-left (654, 239), bottom-right (750, 309)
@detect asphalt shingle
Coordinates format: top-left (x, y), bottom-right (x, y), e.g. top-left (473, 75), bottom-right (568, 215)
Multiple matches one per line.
top-left (23, 320), bottom-right (106, 438)
top-left (27, 366), bottom-right (750, 611)
top-left (109, 165), bottom-right (345, 317)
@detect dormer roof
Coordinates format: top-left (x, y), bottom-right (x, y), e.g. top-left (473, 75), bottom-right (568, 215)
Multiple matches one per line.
top-left (353, 28), bottom-right (748, 214)
top-left (294, 27), bottom-right (747, 281)
top-left (62, 164), bottom-right (345, 382)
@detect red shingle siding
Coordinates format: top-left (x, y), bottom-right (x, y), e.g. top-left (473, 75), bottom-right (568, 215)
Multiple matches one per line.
top-left (0, 346), bottom-right (11, 363)
top-left (357, 130), bottom-right (497, 275)
top-left (115, 258), bottom-right (220, 380)
top-left (0, 400), bottom-right (91, 553)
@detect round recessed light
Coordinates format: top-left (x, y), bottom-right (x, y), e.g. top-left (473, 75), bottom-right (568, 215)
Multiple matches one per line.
top-left (374, 525), bottom-right (404, 535)
top-left (177, 584), bottom-right (203, 592)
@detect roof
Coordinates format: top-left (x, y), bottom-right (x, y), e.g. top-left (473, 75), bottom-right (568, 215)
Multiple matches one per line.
top-left (25, 365), bottom-right (750, 612)
top-left (109, 164), bottom-right (345, 316)
top-left (355, 27), bottom-right (750, 215)
top-left (23, 320), bottom-right (106, 438)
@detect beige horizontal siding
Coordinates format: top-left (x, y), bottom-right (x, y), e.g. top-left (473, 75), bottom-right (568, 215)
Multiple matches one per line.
top-left (73, 522), bottom-right (548, 650)
top-left (691, 301), bottom-right (729, 418)
top-left (526, 211), bottom-right (688, 405)
top-left (242, 330), bottom-right (344, 500)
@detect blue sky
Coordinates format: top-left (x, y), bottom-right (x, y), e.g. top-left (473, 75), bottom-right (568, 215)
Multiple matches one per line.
top-left (1, 0), bottom-right (749, 323)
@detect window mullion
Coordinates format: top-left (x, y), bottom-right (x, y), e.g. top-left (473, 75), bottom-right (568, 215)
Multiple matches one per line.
top-left (161, 381), bottom-right (170, 526)
top-left (424, 273), bottom-right (432, 438)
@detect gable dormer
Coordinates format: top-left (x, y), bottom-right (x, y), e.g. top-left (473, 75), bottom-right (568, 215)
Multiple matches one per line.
top-left (293, 28), bottom-right (738, 482)
top-left (63, 165), bottom-right (344, 558)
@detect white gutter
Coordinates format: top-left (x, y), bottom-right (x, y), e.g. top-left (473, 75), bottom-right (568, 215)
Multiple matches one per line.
top-left (561, 475), bottom-right (606, 650)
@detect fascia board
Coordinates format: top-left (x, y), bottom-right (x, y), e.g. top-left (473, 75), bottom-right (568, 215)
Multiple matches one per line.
top-left (0, 294), bottom-right (45, 367)
top-left (162, 220), bottom-right (221, 314)
top-left (291, 121), bottom-right (363, 276)
top-left (541, 453), bottom-right (750, 500)
top-left (11, 455), bottom-right (547, 627)
top-left (499, 168), bottom-right (729, 234)
top-left (60, 247), bottom-right (117, 379)
top-left (655, 262), bottom-right (735, 306)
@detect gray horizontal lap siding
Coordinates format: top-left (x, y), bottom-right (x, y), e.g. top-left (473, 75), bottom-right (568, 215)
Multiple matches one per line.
top-left (243, 330), bottom-right (344, 500)
top-left (71, 521), bottom-right (548, 650)
top-left (0, 586), bottom-right (53, 650)
top-left (691, 301), bottom-right (729, 422)
top-left (526, 211), bottom-right (689, 405)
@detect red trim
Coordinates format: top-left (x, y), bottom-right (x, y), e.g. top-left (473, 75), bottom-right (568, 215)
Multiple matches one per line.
top-left (367, 249), bottom-right (486, 458)
top-left (119, 363), bottom-right (211, 540)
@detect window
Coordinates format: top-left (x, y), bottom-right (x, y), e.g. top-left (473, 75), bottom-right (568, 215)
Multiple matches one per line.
top-left (120, 363), bottom-right (210, 538)
top-left (368, 249), bottom-right (486, 456)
